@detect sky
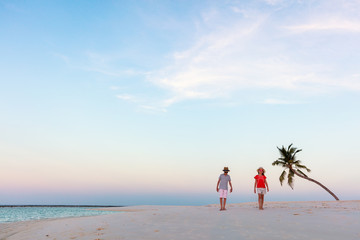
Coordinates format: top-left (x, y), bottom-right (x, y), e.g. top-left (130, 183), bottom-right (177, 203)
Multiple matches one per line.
top-left (1, 0), bottom-right (360, 206)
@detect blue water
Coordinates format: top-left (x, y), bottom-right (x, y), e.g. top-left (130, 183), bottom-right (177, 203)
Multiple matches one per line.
top-left (0, 207), bottom-right (117, 223)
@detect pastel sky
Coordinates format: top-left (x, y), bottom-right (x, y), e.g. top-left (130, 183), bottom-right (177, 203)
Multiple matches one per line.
top-left (1, 0), bottom-right (360, 205)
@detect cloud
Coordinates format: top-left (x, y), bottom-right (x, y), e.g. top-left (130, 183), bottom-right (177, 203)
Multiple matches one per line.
top-left (139, 105), bottom-right (167, 113)
top-left (116, 94), bottom-right (137, 102)
top-left (262, 98), bottom-right (301, 105)
top-left (147, 15), bottom-right (267, 102)
top-left (66, 0), bottom-right (360, 111)
top-left (283, 0), bottom-right (360, 33)
top-left (54, 50), bottom-right (148, 78)
top-left (284, 20), bottom-right (360, 33)
top-left (263, 0), bottom-right (285, 6)
top-left (116, 94), bottom-right (169, 113)
top-left (143, 2), bottom-right (360, 109)
top-left (51, 52), bottom-right (70, 65)
top-left (82, 51), bottom-right (144, 77)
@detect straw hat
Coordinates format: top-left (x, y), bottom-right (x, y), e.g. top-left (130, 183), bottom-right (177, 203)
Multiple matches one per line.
top-left (257, 167), bottom-right (266, 174)
top-left (223, 167), bottom-right (230, 172)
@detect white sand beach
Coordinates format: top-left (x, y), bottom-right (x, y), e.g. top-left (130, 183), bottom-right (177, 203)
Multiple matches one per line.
top-left (1, 201), bottom-right (359, 240)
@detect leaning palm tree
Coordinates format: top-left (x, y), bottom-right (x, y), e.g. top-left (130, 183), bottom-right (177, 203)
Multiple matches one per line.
top-left (273, 144), bottom-right (339, 201)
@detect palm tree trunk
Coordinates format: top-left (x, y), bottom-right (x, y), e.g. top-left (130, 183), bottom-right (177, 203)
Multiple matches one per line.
top-left (290, 167), bottom-right (340, 201)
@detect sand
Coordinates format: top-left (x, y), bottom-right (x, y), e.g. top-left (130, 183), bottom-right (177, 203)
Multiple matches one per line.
top-left (1, 200), bottom-right (359, 240)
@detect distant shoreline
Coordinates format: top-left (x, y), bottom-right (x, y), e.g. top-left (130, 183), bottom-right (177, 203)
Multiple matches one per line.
top-left (0, 205), bottom-right (123, 208)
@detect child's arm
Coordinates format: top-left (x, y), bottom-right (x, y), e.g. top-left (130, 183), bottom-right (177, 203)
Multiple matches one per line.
top-left (254, 180), bottom-right (257, 193)
top-left (229, 180), bottom-right (233, 193)
top-left (265, 179), bottom-right (269, 192)
top-left (216, 179), bottom-right (220, 192)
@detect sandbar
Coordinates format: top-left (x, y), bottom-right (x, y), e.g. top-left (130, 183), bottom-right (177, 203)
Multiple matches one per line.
top-left (1, 200), bottom-right (359, 240)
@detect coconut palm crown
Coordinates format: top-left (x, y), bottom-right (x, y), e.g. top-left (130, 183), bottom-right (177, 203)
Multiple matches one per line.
top-left (273, 144), bottom-right (339, 201)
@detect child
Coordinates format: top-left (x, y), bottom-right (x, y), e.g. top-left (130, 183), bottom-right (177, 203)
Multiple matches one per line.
top-left (254, 167), bottom-right (269, 210)
top-left (216, 167), bottom-right (233, 211)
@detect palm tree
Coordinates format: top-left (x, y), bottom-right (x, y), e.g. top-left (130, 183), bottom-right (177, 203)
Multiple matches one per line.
top-left (273, 144), bottom-right (339, 201)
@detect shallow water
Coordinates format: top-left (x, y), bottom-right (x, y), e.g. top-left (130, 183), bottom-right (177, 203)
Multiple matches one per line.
top-left (0, 206), bottom-right (116, 223)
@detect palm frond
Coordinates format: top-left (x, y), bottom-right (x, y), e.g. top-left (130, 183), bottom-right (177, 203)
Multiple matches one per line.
top-left (297, 169), bottom-right (308, 177)
top-left (278, 146), bottom-right (287, 156)
top-left (295, 164), bottom-right (311, 172)
top-left (279, 170), bottom-right (287, 186)
top-left (289, 147), bottom-right (295, 155)
top-left (277, 146), bottom-right (292, 164)
top-left (287, 144), bottom-right (293, 152)
top-left (272, 160), bottom-right (286, 166)
top-left (287, 170), bottom-right (295, 189)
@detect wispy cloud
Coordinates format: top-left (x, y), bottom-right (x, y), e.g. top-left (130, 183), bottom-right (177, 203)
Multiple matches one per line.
top-left (53, 50), bottom-right (146, 78)
top-left (51, 52), bottom-right (70, 65)
top-left (284, 0), bottom-right (360, 33)
top-left (143, 2), bottom-right (360, 109)
top-left (116, 93), bottom-right (169, 113)
top-left (82, 51), bottom-right (146, 77)
top-left (262, 98), bottom-right (301, 105)
top-left (139, 105), bottom-right (167, 113)
top-left (262, 0), bottom-right (285, 6)
top-left (148, 14), bottom-right (267, 103)
top-left (82, 66), bottom-right (138, 78)
top-left (110, 86), bottom-right (120, 90)
top-left (60, 0), bottom-right (360, 111)
top-left (284, 20), bottom-right (360, 33)
top-left (116, 94), bottom-right (137, 102)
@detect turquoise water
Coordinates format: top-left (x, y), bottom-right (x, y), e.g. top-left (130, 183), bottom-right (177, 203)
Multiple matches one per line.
top-left (0, 207), bottom-right (117, 223)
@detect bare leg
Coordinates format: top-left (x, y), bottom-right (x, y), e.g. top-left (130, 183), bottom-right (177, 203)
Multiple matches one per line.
top-left (260, 194), bottom-right (264, 210)
top-left (258, 194), bottom-right (261, 210)
top-left (223, 198), bottom-right (227, 210)
top-left (220, 198), bottom-right (223, 210)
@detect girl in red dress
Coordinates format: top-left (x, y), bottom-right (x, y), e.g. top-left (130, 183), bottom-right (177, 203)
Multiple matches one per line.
top-left (254, 167), bottom-right (269, 210)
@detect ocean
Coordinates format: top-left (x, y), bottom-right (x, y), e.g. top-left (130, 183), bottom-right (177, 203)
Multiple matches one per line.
top-left (0, 206), bottom-right (119, 223)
